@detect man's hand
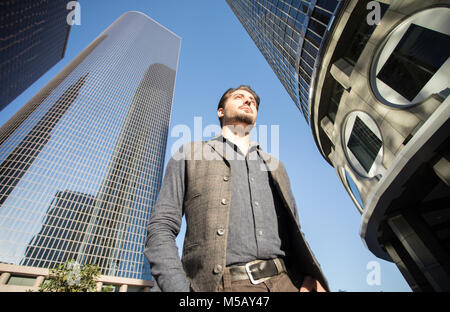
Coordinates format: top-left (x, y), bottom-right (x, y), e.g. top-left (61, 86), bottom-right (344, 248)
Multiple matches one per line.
top-left (299, 276), bottom-right (327, 292)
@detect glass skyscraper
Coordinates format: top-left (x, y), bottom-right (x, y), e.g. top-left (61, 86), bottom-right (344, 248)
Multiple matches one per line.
top-left (0, 11), bottom-right (181, 283)
top-left (226, 0), bottom-right (342, 121)
top-left (0, 0), bottom-right (72, 111)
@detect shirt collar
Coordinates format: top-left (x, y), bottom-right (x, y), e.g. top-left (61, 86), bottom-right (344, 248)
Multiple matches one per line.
top-left (212, 134), bottom-right (260, 154)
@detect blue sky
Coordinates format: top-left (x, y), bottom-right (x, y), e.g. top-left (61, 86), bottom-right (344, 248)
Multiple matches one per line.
top-left (0, 0), bottom-right (411, 291)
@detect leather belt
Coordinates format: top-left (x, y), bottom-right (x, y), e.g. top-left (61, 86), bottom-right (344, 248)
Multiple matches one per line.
top-left (228, 258), bottom-right (286, 285)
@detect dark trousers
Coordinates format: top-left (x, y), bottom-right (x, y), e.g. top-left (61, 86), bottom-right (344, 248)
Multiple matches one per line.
top-left (217, 267), bottom-right (299, 292)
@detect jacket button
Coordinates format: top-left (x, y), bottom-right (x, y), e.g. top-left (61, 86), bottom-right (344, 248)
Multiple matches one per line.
top-left (213, 265), bottom-right (223, 274)
top-left (223, 176), bottom-right (229, 181)
top-left (217, 228), bottom-right (225, 236)
top-left (221, 198), bottom-right (228, 205)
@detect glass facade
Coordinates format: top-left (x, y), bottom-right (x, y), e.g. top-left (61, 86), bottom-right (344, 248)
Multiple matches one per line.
top-left (0, 12), bottom-right (181, 281)
top-left (226, 0), bottom-right (342, 122)
top-left (0, 0), bottom-right (71, 111)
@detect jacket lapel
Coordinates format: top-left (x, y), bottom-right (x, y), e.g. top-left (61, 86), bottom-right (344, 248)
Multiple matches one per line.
top-left (206, 137), bottom-right (231, 166)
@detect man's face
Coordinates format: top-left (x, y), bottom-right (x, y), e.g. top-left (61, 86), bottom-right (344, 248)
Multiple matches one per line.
top-left (218, 89), bottom-right (258, 127)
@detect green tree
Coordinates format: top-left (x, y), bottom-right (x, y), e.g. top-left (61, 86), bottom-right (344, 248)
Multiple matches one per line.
top-left (38, 260), bottom-right (100, 292)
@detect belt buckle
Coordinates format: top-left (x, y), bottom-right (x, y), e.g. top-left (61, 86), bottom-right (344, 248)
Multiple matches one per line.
top-left (244, 260), bottom-right (271, 285)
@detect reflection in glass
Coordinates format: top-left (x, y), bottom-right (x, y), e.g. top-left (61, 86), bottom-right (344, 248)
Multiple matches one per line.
top-left (78, 63), bottom-right (176, 277)
top-left (0, 12), bottom-right (181, 281)
top-left (347, 116), bottom-right (382, 173)
top-left (0, 74), bottom-right (89, 207)
top-left (377, 24), bottom-right (450, 101)
top-left (345, 171), bottom-right (364, 209)
top-left (22, 190), bottom-right (96, 267)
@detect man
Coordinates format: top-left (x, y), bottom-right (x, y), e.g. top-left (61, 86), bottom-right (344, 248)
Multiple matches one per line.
top-left (145, 85), bottom-right (328, 292)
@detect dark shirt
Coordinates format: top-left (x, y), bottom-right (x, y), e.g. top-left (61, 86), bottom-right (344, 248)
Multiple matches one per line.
top-left (146, 135), bottom-right (289, 292)
top-left (216, 135), bottom-right (287, 266)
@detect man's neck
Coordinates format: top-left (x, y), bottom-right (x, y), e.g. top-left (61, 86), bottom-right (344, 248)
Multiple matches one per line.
top-left (221, 123), bottom-right (252, 157)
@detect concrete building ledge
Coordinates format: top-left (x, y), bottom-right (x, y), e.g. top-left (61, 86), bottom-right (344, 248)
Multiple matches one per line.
top-left (330, 58), bottom-right (353, 90)
top-left (320, 115), bottom-right (335, 141)
top-left (0, 263), bottom-right (153, 292)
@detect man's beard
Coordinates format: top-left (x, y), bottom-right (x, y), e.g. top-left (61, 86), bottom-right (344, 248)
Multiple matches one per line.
top-left (225, 111), bottom-right (255, 126)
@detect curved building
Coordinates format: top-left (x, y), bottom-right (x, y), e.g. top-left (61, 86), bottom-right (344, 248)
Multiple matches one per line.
top-left (0, 11), bottom-right (181, 291)
top-left (227, 0), bottom-right (450, 291)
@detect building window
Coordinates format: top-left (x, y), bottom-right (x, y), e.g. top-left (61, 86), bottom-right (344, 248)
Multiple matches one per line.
top-left (377, 24), bottom-right (450, 101)
top-left (344, 170), bottom-right (364, 211)
top-left (347, 116), bottom-right (382, 173)
top-left (371, 7), bottom-right (450, 106)
top-left (343, 111), bottom-right (383, 178)
top-left (102, 284), bottom-right (118, 292)
top-left (127, 285), bottom-right (144, 292)
top-left (6, 275), bottom-right (36, 287)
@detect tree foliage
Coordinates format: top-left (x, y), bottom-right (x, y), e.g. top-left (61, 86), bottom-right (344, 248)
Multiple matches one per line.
top-left (38, 260), bottom-right (100, 292)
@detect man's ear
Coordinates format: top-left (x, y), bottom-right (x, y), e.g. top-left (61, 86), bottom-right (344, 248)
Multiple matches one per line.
top-left (217, 108), bottom-right (224, 119)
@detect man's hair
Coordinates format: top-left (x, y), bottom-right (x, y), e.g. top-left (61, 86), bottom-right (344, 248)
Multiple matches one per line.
top-left (217, 85), bottom-right (260, 127)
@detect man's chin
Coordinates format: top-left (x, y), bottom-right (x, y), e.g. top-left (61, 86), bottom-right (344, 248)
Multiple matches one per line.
top-left (228, 115), bottom-right (256, 126)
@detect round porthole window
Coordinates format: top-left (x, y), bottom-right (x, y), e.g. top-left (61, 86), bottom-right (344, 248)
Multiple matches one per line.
top-left (344, 169), bottom-right (364, 211)
top-left (370, 7), bottom-right (450, 107)
top-left (343, 111), bottom-right (383, 178)
top-left (338, 167), bottom-right (364, 213)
